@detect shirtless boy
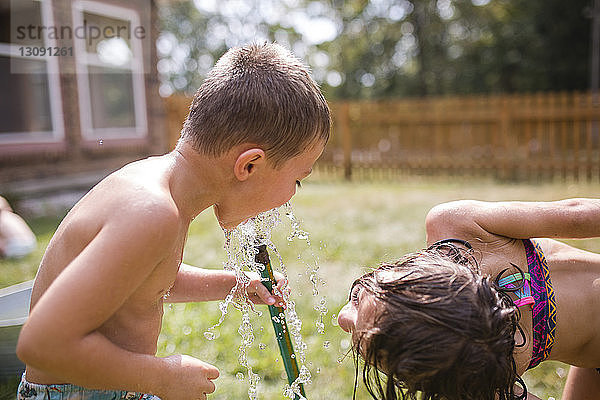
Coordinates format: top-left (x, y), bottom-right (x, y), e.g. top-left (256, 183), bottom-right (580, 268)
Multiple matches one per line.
top-left (16, 42), bottom-right (330, 400)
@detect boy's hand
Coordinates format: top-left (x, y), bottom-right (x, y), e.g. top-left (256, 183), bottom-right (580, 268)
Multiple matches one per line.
top-left (245, 271), bottom-right (288, 307)
top-left (160, 355), bottom-right (219, 400)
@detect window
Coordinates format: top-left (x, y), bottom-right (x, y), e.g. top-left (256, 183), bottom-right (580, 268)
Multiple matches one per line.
top-left (72, 1), bottom-right (147, 141)
top-left (0, 0), bottom-right (64, 145)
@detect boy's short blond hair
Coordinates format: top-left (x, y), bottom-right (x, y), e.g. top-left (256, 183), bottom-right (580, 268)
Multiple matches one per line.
top-left (180, 43), bottom-right (331, 166)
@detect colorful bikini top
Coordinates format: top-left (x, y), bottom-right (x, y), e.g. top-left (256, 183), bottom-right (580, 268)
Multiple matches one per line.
top-left (500, 239), bottom-right (556, 370)
top-left (497, 272), bottom-right (535, 308)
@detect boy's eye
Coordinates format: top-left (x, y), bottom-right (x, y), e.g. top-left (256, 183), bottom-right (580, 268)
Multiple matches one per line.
top-left (296, 180), bottom-right (302, 188)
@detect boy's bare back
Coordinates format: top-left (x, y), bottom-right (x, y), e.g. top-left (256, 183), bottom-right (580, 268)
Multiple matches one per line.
top-left (26, 154), bottom-right (189, 384)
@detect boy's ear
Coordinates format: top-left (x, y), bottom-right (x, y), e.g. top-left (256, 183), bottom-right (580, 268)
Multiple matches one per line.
top-left (234, 148), bottom-right (266, 181)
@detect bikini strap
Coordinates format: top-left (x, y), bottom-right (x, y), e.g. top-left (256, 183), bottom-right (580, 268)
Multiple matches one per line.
top-left (497, 272), bottom-right (531, 287)
top-left (427, 238), bottom-right (472, 249)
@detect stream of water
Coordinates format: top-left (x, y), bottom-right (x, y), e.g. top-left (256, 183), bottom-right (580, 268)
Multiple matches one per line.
top-left (204, 202), bottom-right (325, 399)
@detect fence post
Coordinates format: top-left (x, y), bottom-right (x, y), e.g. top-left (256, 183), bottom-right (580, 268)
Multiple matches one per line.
top-left (339, 102), bottom-right (352, 181)
top-left (499, 96), bottom-right (510, 180)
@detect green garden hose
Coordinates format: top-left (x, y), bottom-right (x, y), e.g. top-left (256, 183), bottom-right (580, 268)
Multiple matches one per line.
top-left (255, 244), bottom-right (306, 399)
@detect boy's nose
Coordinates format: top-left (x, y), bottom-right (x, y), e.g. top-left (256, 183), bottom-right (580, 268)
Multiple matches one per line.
top-left (337, 303), bottom-right (356, 333)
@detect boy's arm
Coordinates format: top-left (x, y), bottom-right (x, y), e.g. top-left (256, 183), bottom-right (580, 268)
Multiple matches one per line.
top-left (426, 198), bottom-right (600, 243)
top-left (166, 263), bottom-right (285, 305)
top-left (17, 209), bottom-right (217, 399)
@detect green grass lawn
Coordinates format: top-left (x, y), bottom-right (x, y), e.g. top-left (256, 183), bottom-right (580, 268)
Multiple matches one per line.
top-left (2, 179), bottom-right (599, 400)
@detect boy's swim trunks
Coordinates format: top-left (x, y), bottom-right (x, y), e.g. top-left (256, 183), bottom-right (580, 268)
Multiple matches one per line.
top-left (17, 374), bottom-right (161, 400)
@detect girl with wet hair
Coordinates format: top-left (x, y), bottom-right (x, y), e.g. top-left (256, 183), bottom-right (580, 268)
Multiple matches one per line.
top-left (338, 198), bottom-right (600, 400)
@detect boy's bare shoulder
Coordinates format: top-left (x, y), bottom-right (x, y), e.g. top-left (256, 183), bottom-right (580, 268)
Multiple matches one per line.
top-left (88, 159), bottom-right (182, 241)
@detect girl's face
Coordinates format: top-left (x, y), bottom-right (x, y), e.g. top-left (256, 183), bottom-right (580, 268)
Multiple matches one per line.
top-left (337, 277), bottom-right (380, 349)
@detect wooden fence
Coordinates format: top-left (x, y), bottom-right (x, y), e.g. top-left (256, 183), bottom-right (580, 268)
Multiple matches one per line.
top-left (164, 92), bottom-right (600, 182)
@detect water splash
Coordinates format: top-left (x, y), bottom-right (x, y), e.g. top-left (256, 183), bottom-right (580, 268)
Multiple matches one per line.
top-left (283, 365), bottom-right (311, 400)
top-left (314, 297), bottom-right (328, 335)
top-left (204, 203), bottom-right (315, 399)
top-left (283, 202), bottom-right (310, 245)
top-left (281, 203), bottom-right (329, 340)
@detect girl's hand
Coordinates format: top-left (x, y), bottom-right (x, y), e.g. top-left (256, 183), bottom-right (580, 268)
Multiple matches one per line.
top-left (245, 271), bottom-right (288, 307)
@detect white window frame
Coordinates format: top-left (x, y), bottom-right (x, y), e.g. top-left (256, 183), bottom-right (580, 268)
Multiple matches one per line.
top-left (72, 0), bottom-right (148, 141)
top-left (0, 0), bottom-right (65, 145)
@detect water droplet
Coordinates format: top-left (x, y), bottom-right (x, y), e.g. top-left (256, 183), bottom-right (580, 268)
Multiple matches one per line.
top-left (340, 338), bottom-right (350, 350)
top-left (316, 368), bottom-right (321, 374)
top-left (236, 372), bottom-right (245, 381)
top-left (316, 321), bottom-right (325, 334)
top-left (323, 341), bottom-right (330, 349)
top-left (331, 314), bottom-right (339, 326)
top-left (98, 139), bottom-right (103, 145)
top-left (204, 331), bottom-right (215, 340)
top-left (183, 326), bottom-right (192, 336)
top-left (259, 343), bottom-right (266, 350)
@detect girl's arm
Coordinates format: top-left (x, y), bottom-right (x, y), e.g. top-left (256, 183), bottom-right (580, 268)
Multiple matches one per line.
top-left (426, 198), bottom-right (600, 243)
top-left (526, 392), bottom-right (542, 400)
top-left (562, 366), bottom-right (600, 400)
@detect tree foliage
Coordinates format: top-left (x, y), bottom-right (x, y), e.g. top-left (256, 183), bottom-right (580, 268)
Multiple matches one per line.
top-left (158, 0), bottom-right (593, 99)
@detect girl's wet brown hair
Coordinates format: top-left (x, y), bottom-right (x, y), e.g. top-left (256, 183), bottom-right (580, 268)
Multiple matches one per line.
top-left (180, 42), bottom-right (331, 167)
top-left (351, 240), bottom-right (527, 400)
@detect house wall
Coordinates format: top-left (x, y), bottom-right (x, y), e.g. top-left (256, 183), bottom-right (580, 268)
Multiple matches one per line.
top-left (0, 0), bottom-right (166, 194)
